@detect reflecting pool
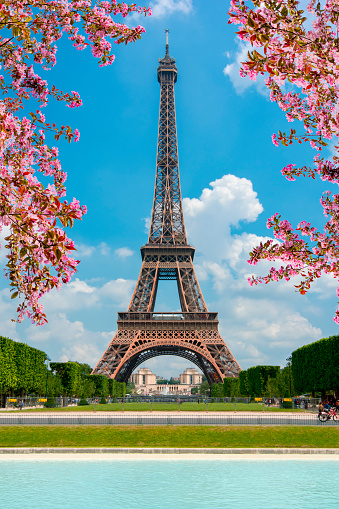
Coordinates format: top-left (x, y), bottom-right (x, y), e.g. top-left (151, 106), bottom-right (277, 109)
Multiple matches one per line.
top-left (0, 455), bottom-right (337, 509)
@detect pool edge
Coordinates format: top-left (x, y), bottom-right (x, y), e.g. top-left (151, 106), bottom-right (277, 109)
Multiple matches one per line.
top-left (0, 447), bottom-right (339, 454)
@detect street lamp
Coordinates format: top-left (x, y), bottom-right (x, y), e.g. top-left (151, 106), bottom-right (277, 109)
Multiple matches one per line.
top-left (286, 356), bottom-right (292, 397)
top-left (45, 355), bottom-right (51, 398)
top-left (82, 371), bottom-right (86, 401)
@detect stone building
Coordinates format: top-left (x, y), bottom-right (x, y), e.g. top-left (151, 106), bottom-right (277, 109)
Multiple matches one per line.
top-left (179, 368), bottom-right (202, 385)
top-left (131, 368), bottom-right (156, 386)
top-left (129, 367), bottom-right (202, 395)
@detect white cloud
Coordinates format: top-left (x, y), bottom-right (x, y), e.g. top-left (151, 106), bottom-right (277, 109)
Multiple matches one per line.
top-left (0, 225), bottom-right (10, 264)
top-left (75, 241), bottom-right (110, 257)
top-left (99, 278), bottom-right (136, 309)
top-left (144, 216), bottom-right (151, 233)
top-left (308, 272), bottom-right (339, 299)
top-left (223, 40), bottom-right (268, 96)
top-left (150, 0), bottom-right (193, 18)
top-left (0, 288), bottom-right (19, 340)
top-left (0, 271), bottom-right (136, 368)
top-left (75, 243), bottom-right (95, 257)
top-left (183, 174), bottom-right (263, 261)
top-left (42, 278), bottom-right (98, 312)
top-left (99, 242), bottom-right (110, 256)
top-left (115, 247), bottom-right (134, 259)
top-left (184, 174), bottom-right (263, 226)
top-left (40, 277), bottom-right (135, 314)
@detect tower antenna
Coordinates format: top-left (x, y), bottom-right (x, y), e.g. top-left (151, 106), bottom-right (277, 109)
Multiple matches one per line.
top-left (165, 28), bottom-right (169, 55)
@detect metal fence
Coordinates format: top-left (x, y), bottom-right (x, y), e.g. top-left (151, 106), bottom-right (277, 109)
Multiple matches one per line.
top-left (4, 395), bottom-right (322, 412)
top-left (0, 412), bottom-right (337, 426)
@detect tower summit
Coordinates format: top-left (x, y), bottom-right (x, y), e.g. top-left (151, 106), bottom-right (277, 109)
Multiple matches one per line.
top-left (92, 35), bottom-right (241, 384)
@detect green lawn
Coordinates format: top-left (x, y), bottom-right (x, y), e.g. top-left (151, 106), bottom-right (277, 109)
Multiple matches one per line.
top-left (7, 402), bottom-right (303, 412)
top-left (0, 425), bottom-right (337, 448)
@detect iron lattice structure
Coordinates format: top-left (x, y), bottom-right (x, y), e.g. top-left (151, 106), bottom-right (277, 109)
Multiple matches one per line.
top-left (92, 35), bottom-right (241, 384)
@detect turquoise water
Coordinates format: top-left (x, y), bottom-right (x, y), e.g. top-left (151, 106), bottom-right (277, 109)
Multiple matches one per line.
top-left (0, 457), bottom-right (338, 509)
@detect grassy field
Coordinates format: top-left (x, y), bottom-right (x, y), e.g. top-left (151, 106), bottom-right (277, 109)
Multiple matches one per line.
top-left (0, 425), bottom-right (337, 448)
top-left (7, 402), bottom-right (302, 412)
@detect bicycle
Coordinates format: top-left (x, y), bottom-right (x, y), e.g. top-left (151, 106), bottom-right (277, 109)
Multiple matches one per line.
top-left (318, 406), bottom-right (338, 422)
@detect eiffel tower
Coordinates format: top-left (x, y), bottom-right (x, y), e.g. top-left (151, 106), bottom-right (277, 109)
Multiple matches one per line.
top-left (92, 32), bottom-right (241, 384)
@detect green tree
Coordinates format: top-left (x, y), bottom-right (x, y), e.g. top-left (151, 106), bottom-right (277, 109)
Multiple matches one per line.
top-left (199, 381), bottom-right (210, 395)
top-left (223, 377), bottom-right (240, 397)
top-left (50, 362), bottom-right (82, 397)
top-left (239, 371), bottom-right (250, 396)
top-left (211, 383), bottom-right (223, 398)
top-left (90, 374), bottom-right (109, 397)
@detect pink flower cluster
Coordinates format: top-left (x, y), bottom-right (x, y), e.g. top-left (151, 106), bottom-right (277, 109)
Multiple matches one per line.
top-left (229, 0), bottom-right (339, 323)
top-left (0, 0), bottom-right (150, 324)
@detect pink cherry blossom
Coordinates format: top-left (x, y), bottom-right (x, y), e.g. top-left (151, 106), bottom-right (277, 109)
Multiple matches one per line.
top-left (229, 0), bottom-right (339, 323)
top-left (0, 1), bottom-right (151, 324)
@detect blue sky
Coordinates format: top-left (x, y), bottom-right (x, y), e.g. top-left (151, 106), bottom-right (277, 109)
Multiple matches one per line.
top-left (1, 0), bottom-right (338, 379)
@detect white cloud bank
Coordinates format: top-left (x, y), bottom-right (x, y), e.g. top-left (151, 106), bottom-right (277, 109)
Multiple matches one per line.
top-left (183, 173), bottom-right (322, 368)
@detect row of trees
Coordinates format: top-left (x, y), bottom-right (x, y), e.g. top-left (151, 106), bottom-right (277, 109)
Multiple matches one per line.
top-left (239, 365), bottom-right (293, 398)
top-left (157, 378), bottom-right (180, 385)
top-left (210, 364), bottom-right (294, 398)
top-left (49, 362), bottom-right (126, 398)
top-left (0, 336), bottom-right (125, 404)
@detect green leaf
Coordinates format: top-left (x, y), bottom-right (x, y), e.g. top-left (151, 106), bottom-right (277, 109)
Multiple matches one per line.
top-left (11, 292), bottom-right (18, 299)
top-left (247, 15), bottom-right (255, 28)
top-left (12, 26), bottom-right (21, 38)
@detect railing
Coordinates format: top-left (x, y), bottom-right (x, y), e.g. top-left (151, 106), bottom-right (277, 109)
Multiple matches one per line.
top-left (117, 312), bottom-right (218, 321)
top-left (4, 395), bottom-right (321, 411)
top-left (0, 412), bottom-right (335, 427)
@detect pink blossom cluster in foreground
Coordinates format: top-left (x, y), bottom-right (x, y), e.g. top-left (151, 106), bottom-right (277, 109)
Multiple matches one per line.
top-left (229, 0), bottom-right (339, 323)
top-left (0, 1), bottom-right (151, 324)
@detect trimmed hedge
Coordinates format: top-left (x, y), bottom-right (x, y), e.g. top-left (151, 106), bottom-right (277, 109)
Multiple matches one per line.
top-left (51, 362), bottom-right (126, 398)
top-left (292, 335), bottom-right (339, 394)
top-left (0, 336), bottom-right (47, 395)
